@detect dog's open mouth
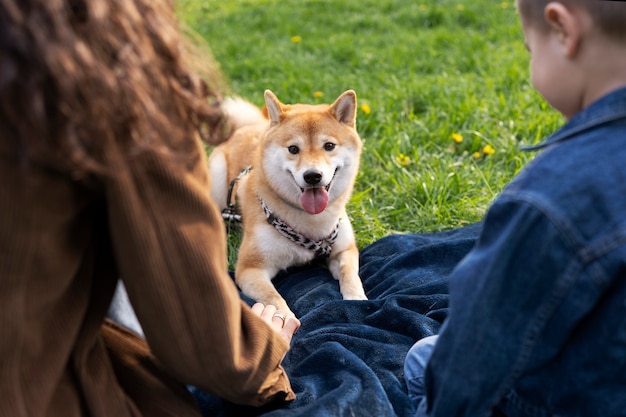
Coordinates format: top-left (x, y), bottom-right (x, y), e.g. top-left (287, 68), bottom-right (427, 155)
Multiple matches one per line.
top-left (299, 169), bottom-right (337, 215)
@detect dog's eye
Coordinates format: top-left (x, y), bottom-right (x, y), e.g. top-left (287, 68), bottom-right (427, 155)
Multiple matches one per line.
top-left (323, 142), bottom-right (336, 151)
top-left (287, 145), bottom-right (300, 154)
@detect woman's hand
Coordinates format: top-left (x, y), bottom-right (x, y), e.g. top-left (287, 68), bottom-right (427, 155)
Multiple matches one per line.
top-left (251, 303), bottom-right (300, 344)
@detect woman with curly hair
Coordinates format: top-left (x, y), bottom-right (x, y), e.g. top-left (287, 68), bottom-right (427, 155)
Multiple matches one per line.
top-left (0, 0), bottom-right (299, 415)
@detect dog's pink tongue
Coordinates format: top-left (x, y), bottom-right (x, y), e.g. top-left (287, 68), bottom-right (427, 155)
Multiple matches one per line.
top-left (301, 188), bottom-right (329, 214)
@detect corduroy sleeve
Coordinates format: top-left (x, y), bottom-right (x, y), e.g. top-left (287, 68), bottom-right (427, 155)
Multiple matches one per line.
top-left (101, 135), bottom-right (295, 406)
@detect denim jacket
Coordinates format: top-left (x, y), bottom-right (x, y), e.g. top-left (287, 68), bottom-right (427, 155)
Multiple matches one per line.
top-left (421, 86), bottom-right (626, 417)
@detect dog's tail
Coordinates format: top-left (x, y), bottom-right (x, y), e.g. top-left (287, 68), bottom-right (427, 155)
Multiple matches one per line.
top-left (221, 96), bottom-right (268, 132)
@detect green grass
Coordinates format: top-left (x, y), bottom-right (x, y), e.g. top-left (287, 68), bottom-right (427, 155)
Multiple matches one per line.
top-left (177, 0), bottom-right (564, 264)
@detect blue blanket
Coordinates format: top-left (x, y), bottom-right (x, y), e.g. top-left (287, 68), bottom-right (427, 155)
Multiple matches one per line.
top-left (191, 223), bottom-right (482, 416)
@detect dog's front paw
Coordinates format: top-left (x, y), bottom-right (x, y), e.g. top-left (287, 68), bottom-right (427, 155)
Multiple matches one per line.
top-left (341, 290), bottom-right (368, 301)
top-left (339, 277), bottom-right (368, 301)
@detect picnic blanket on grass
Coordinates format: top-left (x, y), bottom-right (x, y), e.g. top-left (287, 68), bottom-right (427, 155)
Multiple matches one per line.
top-left (190, 222), bottom-right (482, 417)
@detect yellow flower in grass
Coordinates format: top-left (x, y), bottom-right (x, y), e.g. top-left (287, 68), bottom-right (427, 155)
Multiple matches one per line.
top-left (291, 35), bottom-right (302, 43)
top-left (473, 151), bottom-right (481, 159)
top-left (360, 103), bottom-right (371, 114)
top-left (396, 153), bottom-right (411, 166)
top-left (313, 91), bottom-right (324, 98)
top-left (483, 144), bottom-right (495, 155)
top-left (501, 2), bottom-right (509, 9)
top-left (451, 133), bottom-right (463, 144)
top-left (456, 4), bottom-right (465, 11)
top-left (418, 5), bottom-right (428, 11)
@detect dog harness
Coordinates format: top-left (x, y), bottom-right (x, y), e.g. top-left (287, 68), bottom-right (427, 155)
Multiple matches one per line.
top-left (221, 166), bottom-right (252, 223)
top-left (260, 198), bottom-right (340, 258)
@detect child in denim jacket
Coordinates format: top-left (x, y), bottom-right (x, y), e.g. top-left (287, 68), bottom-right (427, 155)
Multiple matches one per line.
top-left (404, 1), bottom-right (626, 416)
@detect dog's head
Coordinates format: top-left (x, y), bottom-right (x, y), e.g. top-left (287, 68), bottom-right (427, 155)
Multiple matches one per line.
top-left (258, 90), bottom-right (362, 215)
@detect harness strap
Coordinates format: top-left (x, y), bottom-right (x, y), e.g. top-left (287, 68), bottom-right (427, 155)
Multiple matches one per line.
top-left (221, 166), bottom-right (252, 223)
top-left (259, 198), bottom-right (339, 257)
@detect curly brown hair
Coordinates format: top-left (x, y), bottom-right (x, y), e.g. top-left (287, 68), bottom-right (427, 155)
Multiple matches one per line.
top-left (0, 0), bottom-right (228, 176)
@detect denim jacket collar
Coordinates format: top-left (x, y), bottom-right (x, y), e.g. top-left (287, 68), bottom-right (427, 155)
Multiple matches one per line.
top-left (523, 86), bottom-right (626, 151)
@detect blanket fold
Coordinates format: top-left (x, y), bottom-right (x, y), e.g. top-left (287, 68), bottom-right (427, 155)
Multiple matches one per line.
top-left (193, 223), bottom-right (481, 416)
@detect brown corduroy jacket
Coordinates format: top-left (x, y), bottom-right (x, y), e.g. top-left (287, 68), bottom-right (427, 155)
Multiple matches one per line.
top-left (0, 131), bottom-right (295, 416)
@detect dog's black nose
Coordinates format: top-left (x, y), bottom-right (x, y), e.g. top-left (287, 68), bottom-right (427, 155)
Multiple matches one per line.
top-left (303, 170), bottom-right (322, 185)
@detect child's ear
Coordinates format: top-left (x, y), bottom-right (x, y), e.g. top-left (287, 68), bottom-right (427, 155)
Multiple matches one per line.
top-left (544, 2), bottom-right (583, 58)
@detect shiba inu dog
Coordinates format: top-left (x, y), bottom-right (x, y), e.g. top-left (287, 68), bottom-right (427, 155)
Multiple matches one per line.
top-left (208, 90), bottom-right (367, 318)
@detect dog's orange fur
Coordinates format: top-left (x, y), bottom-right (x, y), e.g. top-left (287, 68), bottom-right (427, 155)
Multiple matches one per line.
top-left (208, 90), bottom-right (367, 318)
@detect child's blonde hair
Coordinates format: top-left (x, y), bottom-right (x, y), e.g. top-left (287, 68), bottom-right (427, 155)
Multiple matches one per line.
top-left (516, 0), bottom-right (626, 40)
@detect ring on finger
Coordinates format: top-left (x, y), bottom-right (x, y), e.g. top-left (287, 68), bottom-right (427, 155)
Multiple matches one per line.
top-left (272, 312), bottom-right (286, 323)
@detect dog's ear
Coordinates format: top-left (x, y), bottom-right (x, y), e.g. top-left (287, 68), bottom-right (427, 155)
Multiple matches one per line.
top-left (264, 90), bottom-right (283, 125)
top-left (329, 90), bottom-right (357, 129)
